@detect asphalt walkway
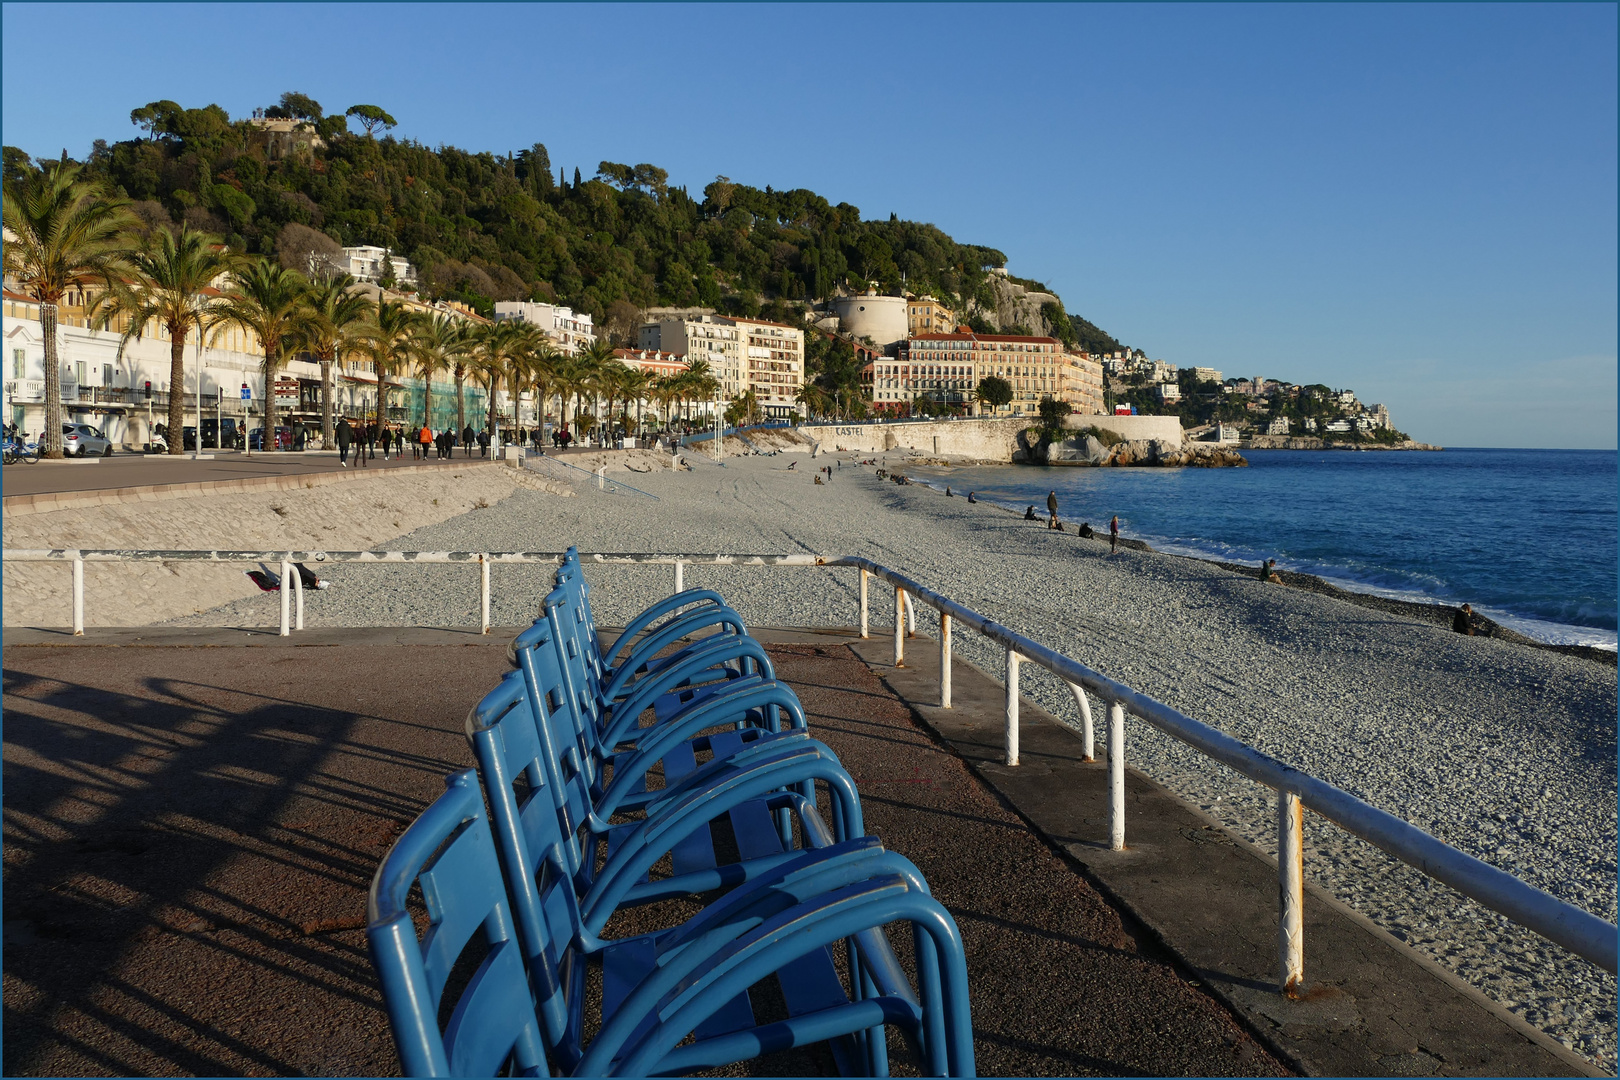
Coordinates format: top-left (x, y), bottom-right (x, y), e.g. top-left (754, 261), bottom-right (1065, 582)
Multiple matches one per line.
top-left (3, 629), bottom-right (1285, 1077)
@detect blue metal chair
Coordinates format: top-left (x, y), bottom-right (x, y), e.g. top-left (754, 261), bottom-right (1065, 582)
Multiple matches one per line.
top-left (366, 770), bottom-right (548, 1077)
top-left (462, 673), bottom-right (976, 1076)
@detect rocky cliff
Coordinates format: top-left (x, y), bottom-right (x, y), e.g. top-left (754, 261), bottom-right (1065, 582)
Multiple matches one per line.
top-left (965, 275), bottom-right (1064, 336)
top-left (1018, 429), bottom-right (1247, 468)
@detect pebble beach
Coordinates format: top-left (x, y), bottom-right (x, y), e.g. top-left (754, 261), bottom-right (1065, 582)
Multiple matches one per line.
top-left (34, 448), bottom-right (1619, 1067)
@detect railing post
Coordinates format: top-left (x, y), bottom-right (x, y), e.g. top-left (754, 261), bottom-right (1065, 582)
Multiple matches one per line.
top-left (279, 559), bottom-right (291, 637)
top-left (293, 563), bottom-right (305, 631)
top-left (1004, 649), bottom-right (1020, 765)
top-left (1279, 790), bottom-right (1305, 992)
top-left (905, 590), bottom-right (916, 636)
top-left (939, 612), bottom-right (952, 708)
top-left (1067, 681), bottom-right (1095, 761)
top-left (892, 587), bottom-right (905, 667)
top-left (859, 568), bottom-right (869, 639)
top-left (480, 554), bottom-right (491, 634)
top-left (71, 554), bottom-right (84, 636)
top-left (1108, 701), bottom-right (1125, 850)
top-left (674, 559), bottom-right (684, 595)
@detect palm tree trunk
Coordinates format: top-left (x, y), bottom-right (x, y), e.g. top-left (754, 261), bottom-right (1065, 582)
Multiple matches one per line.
top-left (262, 353), bottom-right (276, 453)
top-left (166, 329), bottom-right (187, 455)
top-left (321, 359), bottom-right (334, 445)
top-left (455, 367), bottom-right (466, 432)
top-left (422, 375), bottom-right (433, 432)
top-left (39, 302), bottom-right (64, 457)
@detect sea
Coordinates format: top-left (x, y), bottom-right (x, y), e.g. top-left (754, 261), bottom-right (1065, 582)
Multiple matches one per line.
top-left (913, 448), bottom-right (1618, 650)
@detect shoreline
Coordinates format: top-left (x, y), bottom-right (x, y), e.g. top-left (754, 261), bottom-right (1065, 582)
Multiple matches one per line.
top-left (895, 457), bottom-right (1616, 663)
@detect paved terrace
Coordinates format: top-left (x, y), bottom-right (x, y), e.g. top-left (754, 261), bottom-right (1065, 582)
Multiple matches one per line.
top-left (1, 626), bottom-right (1595, 1077)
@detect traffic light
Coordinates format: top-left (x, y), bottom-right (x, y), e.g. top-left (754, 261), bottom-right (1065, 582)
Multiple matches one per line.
top-left (143, 381), bottom-right (152, 399)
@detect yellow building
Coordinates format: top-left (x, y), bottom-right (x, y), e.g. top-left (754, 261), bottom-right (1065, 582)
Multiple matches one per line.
top-left (1059, 351), bottom-right (1105, 416)
top-left (906, 296), bottom-right (955, 336)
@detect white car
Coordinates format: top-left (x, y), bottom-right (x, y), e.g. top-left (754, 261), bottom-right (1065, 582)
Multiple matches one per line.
top-left (62, 423), bottom-right (113, 457)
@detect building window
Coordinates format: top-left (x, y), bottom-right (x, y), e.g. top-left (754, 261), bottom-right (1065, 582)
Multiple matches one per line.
top-left (12, 349), bottom-right (23, 379)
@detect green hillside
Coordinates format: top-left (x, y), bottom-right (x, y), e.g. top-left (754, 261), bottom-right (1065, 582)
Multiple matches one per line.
top-left (3, 92), bottom-right (1123, 350)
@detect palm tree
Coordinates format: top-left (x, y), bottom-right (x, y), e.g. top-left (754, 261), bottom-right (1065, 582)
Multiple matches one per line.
top-left (581, 338), bottom-right (618, 438)
top-left (89, 225), bottom-right (236, 455)
top-left (471, 320), bottom-right (526, 443)
top-left (212, 260), bottom-right (314, 452)
top-left (294, 274), bottom-right (371, 446)
top-left (3, 162), bottom-right (138, 457)
top-left (526, 337), bottom-right (560, 446)
top-left (410, 313), bottom-right (469, 433)
top-left (623, 367), bottom-right (657, 438)
top-left (359, 298), bottom-right (420, 437)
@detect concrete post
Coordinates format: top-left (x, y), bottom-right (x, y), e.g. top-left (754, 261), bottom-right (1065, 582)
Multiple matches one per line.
top-left (279, 559), bottom-right (291, 636)
top-left (480, 554), bottom-right (491, 634)
top-left (71, 555), bottom-right (84, 635)
top-left (1279, 791), bottom-right (1305, 992)
top-left (893, 587), bottom-right (905, 667)
top-left (1067, 681), bottom-right (1095, 762)
top-left (940, 613), bottom-right (952, 708)
top-left (1005, 649), bottom-right (1020, 766)
top-left (859, 568), bottom-right (869, 639)
top-left (674, 559), bottom-right (684, 595)
top-left (293, 564), bottom-right (304, 631)
top-left (1108, 702), bottom-right (1126, 850)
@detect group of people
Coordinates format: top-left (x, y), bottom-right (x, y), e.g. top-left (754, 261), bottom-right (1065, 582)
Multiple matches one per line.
top-left (332, 418), bottom-right (490, 467)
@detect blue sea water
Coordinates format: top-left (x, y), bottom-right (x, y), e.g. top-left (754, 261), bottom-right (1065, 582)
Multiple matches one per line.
top-left (916, 448), bottom-right (1618, 649)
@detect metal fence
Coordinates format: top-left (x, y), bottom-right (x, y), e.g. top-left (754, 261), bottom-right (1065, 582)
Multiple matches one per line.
top-left (5, 545), bottom-right (1615, 991)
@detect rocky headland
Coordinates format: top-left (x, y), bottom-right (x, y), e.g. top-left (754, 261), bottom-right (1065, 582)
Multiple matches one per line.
top-left (1016, 427), bottom-right (1248, 468)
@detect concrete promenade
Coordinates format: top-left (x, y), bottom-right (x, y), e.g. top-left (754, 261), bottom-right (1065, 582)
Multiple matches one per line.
top-left (0, 626), bottom-right (1597, 1076)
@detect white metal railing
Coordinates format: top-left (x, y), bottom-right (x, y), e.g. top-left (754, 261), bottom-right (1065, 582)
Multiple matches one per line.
top-left (4, 546), bottom-right (1615, 990)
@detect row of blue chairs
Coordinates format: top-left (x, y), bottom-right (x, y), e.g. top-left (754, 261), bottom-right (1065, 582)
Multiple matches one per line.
top-left (365, 549), bottom-right (977, 1076)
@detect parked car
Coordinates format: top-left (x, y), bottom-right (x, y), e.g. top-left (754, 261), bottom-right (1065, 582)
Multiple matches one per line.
top-left (181, 418), bottom-right (242, 450)
top-left (62, 423), bottom-right (113, 457)
top-left (247, 426), bottom-right (293, 450)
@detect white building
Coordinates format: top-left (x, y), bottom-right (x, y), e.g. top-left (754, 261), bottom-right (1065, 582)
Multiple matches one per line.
top-left (340, 246), bottom-right (418, 288)
top-left (1157, 382), bottom-right (1181, 403)
top-left (492, 301), bottom-right (596, 355)
top-left (830, 291), bottom-right (908, 347)
top-left (1266, 416), bottom-right (1291, 435)
top-left (1324, 418), bottom-right (1352, 433)
top-left (4, 289), bottom-right (317, 447)
top-left (1192, 366), bottom-right (1223, 384)
top-left (640, 315), bottom-right (745, 399)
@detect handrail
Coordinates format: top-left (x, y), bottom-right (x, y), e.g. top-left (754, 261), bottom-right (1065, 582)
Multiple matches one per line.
top-left (5, 545), bottom-right (1614, 984)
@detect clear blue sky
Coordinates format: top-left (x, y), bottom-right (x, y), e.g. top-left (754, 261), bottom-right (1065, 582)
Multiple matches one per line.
top-left (4, 3), bottom-right (1615, 448)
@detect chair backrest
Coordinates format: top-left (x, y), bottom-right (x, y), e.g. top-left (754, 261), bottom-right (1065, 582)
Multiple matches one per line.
top-left (465, 670), bottom-right (600, 1069)
top-left (366, 770), bottom-right (549, 1077)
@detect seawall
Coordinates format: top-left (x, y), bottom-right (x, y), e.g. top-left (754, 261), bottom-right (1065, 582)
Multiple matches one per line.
top-left (799, 414), bottom-right (1184, 461)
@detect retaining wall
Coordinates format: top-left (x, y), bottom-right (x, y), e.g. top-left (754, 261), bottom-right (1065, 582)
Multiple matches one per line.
top-left (800, 414), bottom-right (1184, 461)
top-left (1062, 414), bottom-right (1184, 445)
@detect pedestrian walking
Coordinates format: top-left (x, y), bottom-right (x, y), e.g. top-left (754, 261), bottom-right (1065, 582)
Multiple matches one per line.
top-left (478, 429), bottom-right (490, 457)
top-left (419, 424), bottom-right (432, 460)
top-left (335, 417), bottom-right (353, 467)
top-left (356, 423), bottom-right (370, 467)
top-left (463, 425), bottom-right (476, 457)
top-left (1109, 515), bottom-right (1120, 553)
top-left (1046, 490), bottom-right (1059, 530)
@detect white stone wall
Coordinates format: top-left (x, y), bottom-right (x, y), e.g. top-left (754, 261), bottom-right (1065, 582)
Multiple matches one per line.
top-left (1061, 413), bottom-right (1184, 444)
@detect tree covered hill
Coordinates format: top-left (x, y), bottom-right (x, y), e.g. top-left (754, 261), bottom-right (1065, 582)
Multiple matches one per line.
top-left (3, 92), bottom-right (1123, 352)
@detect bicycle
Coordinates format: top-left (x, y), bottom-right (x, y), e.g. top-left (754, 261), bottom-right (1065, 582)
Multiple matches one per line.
top-left (2, 431), bottom-right (40, 464)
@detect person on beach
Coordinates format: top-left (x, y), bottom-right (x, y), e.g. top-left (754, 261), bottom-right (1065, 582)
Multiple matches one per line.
top-left (967, 492), bottom-right (976, 503)
top-left (787, 461), bottom-right (796, 470)
top-left (335, 417), bottom-right (353, 467)
top-left (1260, 558), bottom-right (1276, 582)
top-left (946, 487), bottom-right (954, 497)
top-left (1024, 506), bottom-right (1038, 521)
top-left (1078, 522), bottom-right (1094, 538)
top-left (1109, 515), bottom-right (1120, 553)
top-left (1047, 490), bottom-right (1059, 530)
top-left (1453, 603), bottom-right (1476, 635)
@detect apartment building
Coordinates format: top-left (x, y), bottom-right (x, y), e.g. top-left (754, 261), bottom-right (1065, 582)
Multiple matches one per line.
top-left (639, 314), bottom-right (744, 399)
top-left (613, 348), bottom-right (688, 379)
top-left (492, 301), bottom-right (596, 355)
top-left (340, 246), bottom-right (418, 288)
top-left (1060, 351), bottom-right (1105, 415)
top-left (1191, 366), bottom-right (1223, 384)
top-left (876, 331), bottom-right (1074, 416)
top-left (905, 296), bottom-right (955, 336)
top-left (732, 317), bottom-right (804, 418)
